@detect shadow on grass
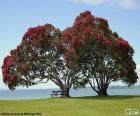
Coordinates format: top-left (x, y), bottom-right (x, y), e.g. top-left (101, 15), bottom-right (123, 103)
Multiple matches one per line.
top-left (72, 95), bottom-right (140, 100)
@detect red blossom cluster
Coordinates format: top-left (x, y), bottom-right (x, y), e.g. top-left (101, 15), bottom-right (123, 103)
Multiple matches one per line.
top-left (62, 10), bottom-right (132, 68)
top-left (2, 55), bottom-right (15, 81)
top-left (2, 43), bottom-right (24, 82)
top-left (84, 27), bottom-right (91, 34)
top-left (3, 55), bottom-right (14, 67)
top-left (63, 28), bottom-right (73, 42)
top-left (63, 11), bottom-right (112, 52)
top-left (71, 36), bottom-right (84, 47)
top-left (9, 75), bottom-right (14, 81)
top-left (95, 17), bottom-right (108, 24)
top-left (73, 10), bottom-right (95, 26)
top-left (116, 37), bottom-right (129, 48)
top-left (103, 37), bottom-right (111, 45)
top-left (2, 66), bottom-right (8, 77)
top-left (23, 24), bottom-right (55, 47)
top-left (95, 17), bottom-right (109, 30)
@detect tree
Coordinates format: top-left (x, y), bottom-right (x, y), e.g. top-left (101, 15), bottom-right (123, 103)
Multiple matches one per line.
top-left (2, 24), bottom-right (77, 97)
top-left (62, 11), bottom-right (138, 96)
top-left (2, 11), bottom-right (138, 97)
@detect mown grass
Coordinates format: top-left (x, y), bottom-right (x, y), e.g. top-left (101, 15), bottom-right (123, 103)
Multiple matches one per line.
top-left (0, 96), bottom-right (140, 116)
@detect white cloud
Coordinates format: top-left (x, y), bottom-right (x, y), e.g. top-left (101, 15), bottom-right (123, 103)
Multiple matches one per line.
top-left (118, 0), bottom-right (138, 10)
top-left (70, 0), bottom-right (138, 10)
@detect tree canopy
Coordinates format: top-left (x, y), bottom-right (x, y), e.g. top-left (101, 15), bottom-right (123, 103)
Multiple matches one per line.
top-left (62, 11), bottom-right (138, 95)
top-left (2, 11), bottom-right (138, 96)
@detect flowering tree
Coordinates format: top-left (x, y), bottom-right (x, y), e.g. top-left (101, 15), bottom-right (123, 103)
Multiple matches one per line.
top-left (2, 11), bottom-right (138, 97)
top-left (2, 24), bottom-right (77, 97)
top-left (62, 11), bottom-right (138, 96)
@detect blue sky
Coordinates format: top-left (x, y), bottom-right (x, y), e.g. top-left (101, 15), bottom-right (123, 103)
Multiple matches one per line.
top-left (0, 0), bottom-right (140, 89)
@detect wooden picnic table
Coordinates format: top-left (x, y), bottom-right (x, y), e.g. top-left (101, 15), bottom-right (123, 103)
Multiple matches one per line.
top-left (50, 90), bottom-right (63, 98)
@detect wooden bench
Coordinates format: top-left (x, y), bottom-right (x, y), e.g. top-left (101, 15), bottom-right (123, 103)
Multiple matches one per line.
top-left (50, 91), bottom-right (63, 98)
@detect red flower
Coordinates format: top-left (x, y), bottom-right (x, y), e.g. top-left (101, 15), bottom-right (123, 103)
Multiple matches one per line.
top-left (22, 24), bottom-right (55, 47)
top-left (86, 15), bottom-right (94, 22)
top-left (116, 38), bottom-right (129, 49)
top-left (63, 28), bottom-right (73, 40)
top-left (103, 37), bottom-right (110, 45)
top-left (71, 36), bottom-right (82, 47)
top-left (2, 67), bottom-right (8, 77)
top-left (84, 28), bottom-right (91, 33)
top-left (96, 17), bottom-right (108, 23)
top-left (80, 10), bottom-right (91, 17)
top-left (3, 55), bottom-right (14, 67)
top-left (9, 75), bottom-right (14, 81)
top-left (73, 10), bottom-right (94, 26)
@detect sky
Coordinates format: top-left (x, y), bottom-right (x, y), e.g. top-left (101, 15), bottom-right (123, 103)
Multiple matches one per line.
top-left (0, 0), bottom-right (140, 90)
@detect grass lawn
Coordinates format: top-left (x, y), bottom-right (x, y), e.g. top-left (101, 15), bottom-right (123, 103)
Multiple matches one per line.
top-left (0, 96), bottom-right (140, 116)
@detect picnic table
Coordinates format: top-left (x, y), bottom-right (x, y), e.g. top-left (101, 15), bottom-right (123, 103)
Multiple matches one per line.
top-left (50, 90), bottom-right (63, 98)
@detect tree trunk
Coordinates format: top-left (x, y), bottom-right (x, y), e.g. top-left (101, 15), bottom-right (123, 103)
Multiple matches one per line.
top-left (61, 87), bottom-right (71, 98)
top-left (97, 87), bottom-right (108, 96)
